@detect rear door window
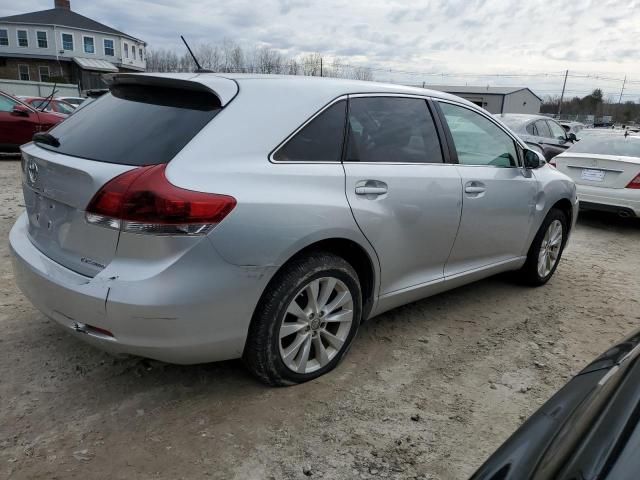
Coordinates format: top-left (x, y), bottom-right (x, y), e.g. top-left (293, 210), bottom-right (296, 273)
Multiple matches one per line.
top-left (39, 85), bottom-right (222, 165)
top-left (345, 97), bottom-right (443, 163)
top-left (535, 120), bottom-right (552, 138)
top-left (547, 120), bottom-right (567, 140)
top-left (526, 123), bottom-right (538, 136)
top-left (273, 101), bottom-right (347, 162)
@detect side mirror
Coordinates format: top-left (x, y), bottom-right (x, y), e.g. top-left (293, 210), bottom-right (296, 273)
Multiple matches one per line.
top-left (11, 105), bottom-right (30, 117)
top-left (523, 149), bottom-right (545, 169)
top-left (567, 132), bottom-right (577, 142)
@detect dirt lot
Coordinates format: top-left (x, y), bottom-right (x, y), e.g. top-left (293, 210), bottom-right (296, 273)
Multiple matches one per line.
top-left (0, 158), bottom-right (639, 480)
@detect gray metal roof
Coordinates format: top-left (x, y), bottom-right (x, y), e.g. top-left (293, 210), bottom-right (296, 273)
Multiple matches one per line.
top-left (426, 85), bottom-right (543, 101)
top-left (0, 7), bottom-right (143, 43)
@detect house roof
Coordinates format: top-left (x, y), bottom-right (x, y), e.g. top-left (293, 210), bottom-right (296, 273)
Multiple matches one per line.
top-left (426, 85), bottom-right (543, 102)
top-left (0, 7), bottom-right (144, 43)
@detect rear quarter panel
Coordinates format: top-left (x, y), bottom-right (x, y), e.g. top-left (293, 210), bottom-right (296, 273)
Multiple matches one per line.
top-left (165, 79), bottom-right (378, 271)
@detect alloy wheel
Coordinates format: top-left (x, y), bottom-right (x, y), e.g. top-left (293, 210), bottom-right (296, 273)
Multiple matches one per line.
top-left (278, 277), bottom-right (354, 374)
top-left (537, 219), bottom-right (563, 278)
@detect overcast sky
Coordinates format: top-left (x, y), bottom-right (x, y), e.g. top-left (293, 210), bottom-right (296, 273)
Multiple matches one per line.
top-left (6, 0), bottom-right (640, 99)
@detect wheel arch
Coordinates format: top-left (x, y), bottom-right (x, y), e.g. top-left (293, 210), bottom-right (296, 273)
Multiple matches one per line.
top-left (258, 237), bottom-right (378, 323)
top-left (550, 198), bottom-right (574, 236)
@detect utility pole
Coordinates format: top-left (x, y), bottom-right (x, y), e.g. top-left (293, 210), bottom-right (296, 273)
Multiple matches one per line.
top-left (558, 69), bottom-right (568, 116)
top-left (320, 57), bottom-right (323, 77)
top-left (618, 75), bottom-right (626, 104)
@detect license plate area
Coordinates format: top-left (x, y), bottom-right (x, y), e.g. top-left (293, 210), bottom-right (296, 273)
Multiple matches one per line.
top-left (581, 168), bottom-right (606, 182)
top-left (27, 189), bottom-right (75, 234)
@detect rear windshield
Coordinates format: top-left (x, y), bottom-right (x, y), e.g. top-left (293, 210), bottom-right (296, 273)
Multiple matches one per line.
top-left (568, 135), bottom-right (640, 157)
top-left (39, 84), bottom-right (222, 165)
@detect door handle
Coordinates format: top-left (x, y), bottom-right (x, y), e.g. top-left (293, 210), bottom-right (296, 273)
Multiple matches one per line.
top-left (355, 180), bottom-right (388, 196)
top-left (355, 186), bottom-right (388, 195)
top-left (464, 186), bottom-right (486, 194)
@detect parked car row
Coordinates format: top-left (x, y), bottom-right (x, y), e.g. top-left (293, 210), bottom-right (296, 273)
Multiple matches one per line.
top-left (0, 91), bottom-right (66, 151)
top-left (0, 90), bottom-right (92, 151)
top-left (495, 113), bottom-right (578, 161)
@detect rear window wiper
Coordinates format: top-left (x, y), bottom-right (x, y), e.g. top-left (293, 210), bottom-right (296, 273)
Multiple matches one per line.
top-left (33, 132), bottom-right (60, 148)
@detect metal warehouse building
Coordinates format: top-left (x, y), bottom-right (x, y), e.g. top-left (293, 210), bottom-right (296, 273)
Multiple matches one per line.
top-left (426, 85), bottom-right (543, 114)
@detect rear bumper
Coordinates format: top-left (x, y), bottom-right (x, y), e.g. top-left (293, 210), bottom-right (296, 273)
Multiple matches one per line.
top-left (10, 213), bottom-right (276, 364)
top-left (577, 184), bottom-right (640, 216)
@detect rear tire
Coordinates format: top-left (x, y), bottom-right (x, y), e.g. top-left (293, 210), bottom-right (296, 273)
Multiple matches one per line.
top-left (243, 251), bottom-right (362, 386)
top-left (518, 208), bottom-right (568, 286)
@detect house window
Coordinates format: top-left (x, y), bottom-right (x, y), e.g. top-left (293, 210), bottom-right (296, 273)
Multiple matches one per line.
top-left (18, 64), bottom-right (30, 81)
top-left (139, 47), bottom-right (143, 60)
top-left (0, 29), bottom-right (8, 47)
top-left (39, 66), bottom-right (51, 82)
top-left (37, 31), bottom-right (48, 48)
top-left (17, 30), bottom-right (28, 47)
top-left (83, 36), bottom-right (95, 54)
top-left (61, 33), bottom-right (73, 50)
top-left (132, 45), bottom-right (136, 60)
top-left (123, 43), bottom-right (128, 58)
top-left (103, 39), bottom-right (114, 56)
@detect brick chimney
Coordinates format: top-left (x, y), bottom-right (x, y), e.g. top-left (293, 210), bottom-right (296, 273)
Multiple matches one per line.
top-left (54, 0), bottom-right (71, 9)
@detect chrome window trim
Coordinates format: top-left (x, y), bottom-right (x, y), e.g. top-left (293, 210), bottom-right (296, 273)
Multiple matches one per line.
top-left (270, 92), bottom-right (449, 166)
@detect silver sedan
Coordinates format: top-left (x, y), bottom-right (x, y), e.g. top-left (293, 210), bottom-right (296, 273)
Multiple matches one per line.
top-left (10, 74), bottom-right (578, 385)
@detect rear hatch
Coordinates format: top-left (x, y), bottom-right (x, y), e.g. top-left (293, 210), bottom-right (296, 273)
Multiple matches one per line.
top-left (20, 74), bottom-right (233, 277)
top-left (555, 134), bottom-right (640, 188)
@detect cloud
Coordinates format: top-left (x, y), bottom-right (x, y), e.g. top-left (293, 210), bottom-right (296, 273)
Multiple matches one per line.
top-left (4, 0), bottom-right (640, 96)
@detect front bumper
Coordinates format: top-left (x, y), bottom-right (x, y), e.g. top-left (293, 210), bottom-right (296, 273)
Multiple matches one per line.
top-left (577, 184), bottom-right (640, 217)
top-left (10, 213), bottom-right (276, 364)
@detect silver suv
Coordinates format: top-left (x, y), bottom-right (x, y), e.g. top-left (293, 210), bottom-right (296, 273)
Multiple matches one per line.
top-left (10, 74), bottom-right (578, 385)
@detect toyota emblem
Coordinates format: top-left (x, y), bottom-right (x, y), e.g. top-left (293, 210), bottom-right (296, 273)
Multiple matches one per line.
top-left (27, 157), bottom-right (39, 185)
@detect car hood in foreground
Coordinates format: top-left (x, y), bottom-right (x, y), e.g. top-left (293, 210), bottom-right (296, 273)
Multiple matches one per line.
top-left (471, 329), bottom-right (640, 480)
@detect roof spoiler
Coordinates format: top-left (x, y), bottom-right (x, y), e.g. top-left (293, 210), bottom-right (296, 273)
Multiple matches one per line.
top-left (103, 73), bottom-right (223, 105)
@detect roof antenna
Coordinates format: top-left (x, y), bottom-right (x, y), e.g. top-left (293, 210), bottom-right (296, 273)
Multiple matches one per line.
top-left (180, 35), bottom-right (213, 73)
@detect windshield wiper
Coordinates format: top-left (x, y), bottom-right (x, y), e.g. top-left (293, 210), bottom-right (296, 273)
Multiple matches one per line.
top-left (33, 132), bottom-right (60, 148)
top-left (39, 82), bottom-right (58, 112)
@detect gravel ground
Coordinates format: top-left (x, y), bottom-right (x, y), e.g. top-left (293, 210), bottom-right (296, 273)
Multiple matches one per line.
top-left (0, 158), bottom-right (639, 480)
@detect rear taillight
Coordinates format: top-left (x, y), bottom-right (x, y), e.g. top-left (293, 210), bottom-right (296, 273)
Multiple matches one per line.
top-left (86, 164), bottom-right (236, 235)
top-left (549, 159), bottom-right (557, 168)
top-left (626, 173), bottom-right (640, 189)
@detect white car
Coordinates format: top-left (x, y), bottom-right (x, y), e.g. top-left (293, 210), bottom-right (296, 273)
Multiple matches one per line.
top-left (554, 133), bottom-right (640, 217)
top-left (57, 96), bottom-right (86, 107)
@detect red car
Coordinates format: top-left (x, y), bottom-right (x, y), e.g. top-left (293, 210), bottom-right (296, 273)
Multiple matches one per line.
top-left (0, 91), bottom-right (66, 151)
top-left (19, 96), bottom-right (76, 116)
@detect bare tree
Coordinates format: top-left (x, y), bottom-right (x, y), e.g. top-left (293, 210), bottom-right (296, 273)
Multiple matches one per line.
top-left (146, 41), bottom-right (377, 83)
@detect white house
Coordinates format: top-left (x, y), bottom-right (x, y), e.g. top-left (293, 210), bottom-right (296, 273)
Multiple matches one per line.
top-left (0, 0), bottom-right (146, 91)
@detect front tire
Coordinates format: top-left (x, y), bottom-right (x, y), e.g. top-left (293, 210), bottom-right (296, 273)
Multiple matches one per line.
top-left (243, 251), bottom-right (362, 386)
top-left (518, 208), bottom-right (568, 286)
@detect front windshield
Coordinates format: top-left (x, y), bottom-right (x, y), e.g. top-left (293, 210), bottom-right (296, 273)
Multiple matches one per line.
top-left (568, 134), bottom-right (640, 157)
